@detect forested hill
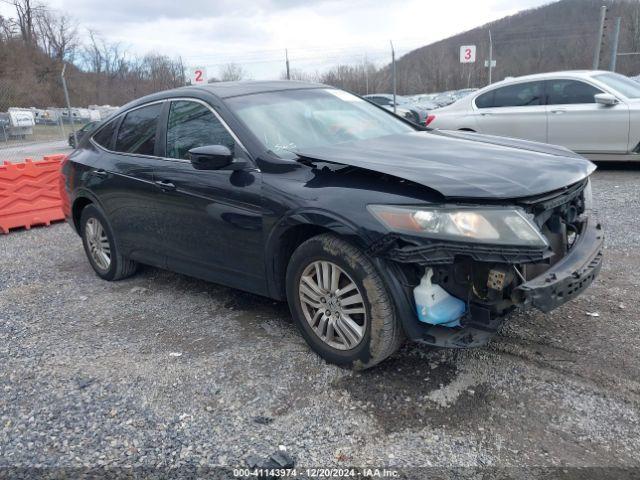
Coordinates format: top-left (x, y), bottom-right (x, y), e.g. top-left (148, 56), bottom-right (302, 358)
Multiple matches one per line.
top-left (392, 0), bottom-right (640, 93)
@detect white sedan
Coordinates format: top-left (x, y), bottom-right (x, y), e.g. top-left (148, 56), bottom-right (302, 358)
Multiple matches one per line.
top-left (428, 70), bottom-right (640, 161)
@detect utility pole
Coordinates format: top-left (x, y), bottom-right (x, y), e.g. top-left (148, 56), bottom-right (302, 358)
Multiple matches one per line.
top-left (488, 29), bottom-right (493, 85)
top-left (363, 54), bottom-right (369, 95)
top-left (593, 5), bottom-right (608, 70)
top-left (61, 63), bottom-right (77, 147)
top-left (285, 49), bottom-right (290, 80)
top-left (609, 17), bottom-right (622, 72)
top-left (390, 41), bottom-right (397, 114)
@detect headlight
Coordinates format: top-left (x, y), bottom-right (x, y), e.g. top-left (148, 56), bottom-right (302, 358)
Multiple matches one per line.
top-left (368, 205), bottom-right (548, 248)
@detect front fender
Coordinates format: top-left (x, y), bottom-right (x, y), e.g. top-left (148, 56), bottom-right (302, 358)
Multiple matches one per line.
top-left (264, 208), bottom-right (375, 299)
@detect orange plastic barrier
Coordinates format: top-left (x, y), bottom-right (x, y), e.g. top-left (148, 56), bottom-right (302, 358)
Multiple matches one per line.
top-left (0, 154), bottom-right (68, 234)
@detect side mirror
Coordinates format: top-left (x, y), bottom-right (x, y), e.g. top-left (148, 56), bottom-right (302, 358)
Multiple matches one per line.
top-left (594, 93), bottom-right (618, 106)
top-left (188, 145), bottom-right (241, 170)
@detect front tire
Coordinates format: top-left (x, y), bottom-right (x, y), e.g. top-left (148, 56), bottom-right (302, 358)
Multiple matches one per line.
top-left (286, 234), bottom-right (403, 369)
top-left (80, 204), bottom-right (138, 281)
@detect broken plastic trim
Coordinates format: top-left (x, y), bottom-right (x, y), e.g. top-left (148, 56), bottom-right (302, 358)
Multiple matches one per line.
top-left (416, 302), bottom-right (514, 348)
top-left (515, 219), bottom-right (604, 313)
top-left (417, 313), bottom-right (507, 348)
top-left (516, 179), bottom-right (588, 216)
top-left (367, 233), bottom-right (552, 265)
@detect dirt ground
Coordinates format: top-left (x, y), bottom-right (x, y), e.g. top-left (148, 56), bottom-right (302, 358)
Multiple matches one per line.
top-left (1, 166), bottom-right (639, 477)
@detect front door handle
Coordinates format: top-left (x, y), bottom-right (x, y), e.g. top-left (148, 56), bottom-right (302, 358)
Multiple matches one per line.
top-left (154, 180), bottom-right (176, 191)
top-left (550, 109), bottom-right (566, 114)
top-left (93, 169), bottom-right (108, 177)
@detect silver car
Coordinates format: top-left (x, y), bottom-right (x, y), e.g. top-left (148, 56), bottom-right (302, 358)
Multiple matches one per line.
top-left (428, 71), bottom-right (640, 161)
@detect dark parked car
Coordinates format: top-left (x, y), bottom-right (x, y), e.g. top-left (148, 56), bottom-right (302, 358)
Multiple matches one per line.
top-left (68, 121), bottom-right (101, 148)
top-left (60, 81), bottom-right (603, 369)
top-left (364, 94), bottom-right (431, 126)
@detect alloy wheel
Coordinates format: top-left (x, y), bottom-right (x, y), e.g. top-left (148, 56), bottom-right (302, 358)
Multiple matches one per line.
top-left (85, 217), bottom-right (111, 271)
top-left (298, 260), bottom-right (367, 350)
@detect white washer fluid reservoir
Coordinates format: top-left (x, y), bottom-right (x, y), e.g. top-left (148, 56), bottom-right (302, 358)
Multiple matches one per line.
top-left (413, 268), bottom-right (466, 328)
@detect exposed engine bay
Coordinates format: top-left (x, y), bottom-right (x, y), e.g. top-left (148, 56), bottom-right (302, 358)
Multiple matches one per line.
top-left (369, 179), bottom-right (604, 347)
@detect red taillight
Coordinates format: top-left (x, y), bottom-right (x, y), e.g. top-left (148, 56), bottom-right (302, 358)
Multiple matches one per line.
top-left (425, 114), bottom-right (436, 127)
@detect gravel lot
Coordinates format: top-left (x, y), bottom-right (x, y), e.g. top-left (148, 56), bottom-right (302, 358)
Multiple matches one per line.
top-left (1, 166), bottom-right (639, 476)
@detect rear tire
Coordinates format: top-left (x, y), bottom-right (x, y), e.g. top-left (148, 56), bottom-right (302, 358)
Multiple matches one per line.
top-left (80, 204), bottom-right (138, 281)
top-left (286, 233), bottom-right (403, 369)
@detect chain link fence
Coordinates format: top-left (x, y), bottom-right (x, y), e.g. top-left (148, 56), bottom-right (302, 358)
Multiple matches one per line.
top-left (0, 79), bottom-right (99, 163)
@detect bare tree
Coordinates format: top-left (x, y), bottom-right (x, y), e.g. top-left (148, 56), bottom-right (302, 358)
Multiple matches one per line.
top-left (0, 15), bottom-right (16, 40)
top-left (83, 30), bottom-right (103, 74)
top-left (219, 63), bottom-right (246, 81)
top-left (137, 54), bottom-right (185, 90)
top-left (8, 0), bottom-right (43, 45)
top-left (279, 68), bottom-right (319, 82)
top-left (631, 2), bottom-right (640, 53)
top-left (36, 10), bottom-right (78, 61)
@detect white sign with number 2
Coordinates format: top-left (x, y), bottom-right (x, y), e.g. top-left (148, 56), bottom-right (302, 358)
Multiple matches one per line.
top-left (460, 45), bottom-right (476, 64)
top-left (191, 67), bottom-right (207, 84)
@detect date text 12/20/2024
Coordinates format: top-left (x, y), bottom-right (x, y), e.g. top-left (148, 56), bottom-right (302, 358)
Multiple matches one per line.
top-left (233, 468), bottom-right (400, 477)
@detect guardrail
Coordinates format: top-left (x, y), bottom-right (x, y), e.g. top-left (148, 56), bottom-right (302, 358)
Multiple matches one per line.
top-left (0, 154), bottom-right (67, 234)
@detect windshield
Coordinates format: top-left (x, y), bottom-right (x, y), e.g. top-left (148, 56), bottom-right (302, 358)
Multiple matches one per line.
top-left (594, 73), bottom-right (640, 99)
top-left (226, 88), bottom-right (415, 157)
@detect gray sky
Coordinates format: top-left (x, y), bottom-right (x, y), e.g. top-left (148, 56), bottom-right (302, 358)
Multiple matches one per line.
top-left (1, 0), bottom-right (554, 79)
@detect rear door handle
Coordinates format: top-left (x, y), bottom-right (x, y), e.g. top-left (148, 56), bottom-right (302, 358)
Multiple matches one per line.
top-left (154, 180), bottom-right (176, 191)
top-left (93, 169), bottom-right (108, 177)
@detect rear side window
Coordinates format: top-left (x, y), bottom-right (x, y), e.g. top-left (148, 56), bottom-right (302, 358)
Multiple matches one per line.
top-left (115, 103), bottom-right (162, 155)
top-left (546, 80), bottom-right (602, 105)
top-left (166, 100), bottom-right (236, 160)
top-left (475, 81), bottom-right (544, 108)
top-left (92, 120), bottom-right (118, 149)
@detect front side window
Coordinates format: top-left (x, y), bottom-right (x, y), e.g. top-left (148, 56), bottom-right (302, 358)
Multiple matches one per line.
top-left (115, 103), bottom-right (162, 155)
top-left (226, 88), bottom-right (414, 157)
top-left (546, 80), bottom-right (602, 105)
top-left (166, 101), bottom-right (236, 160)
top-left (475, 90), bottom-right (494, 109)
top-left (92, 119), bottom-right (118, 149)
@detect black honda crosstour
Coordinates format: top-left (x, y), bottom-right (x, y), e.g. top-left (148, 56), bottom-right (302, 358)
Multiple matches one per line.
top-left (60, 81), bottom-right (603, 369)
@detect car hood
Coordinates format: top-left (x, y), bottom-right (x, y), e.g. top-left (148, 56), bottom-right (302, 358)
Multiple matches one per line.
top-left (295, 130), bottom-right (596, 199)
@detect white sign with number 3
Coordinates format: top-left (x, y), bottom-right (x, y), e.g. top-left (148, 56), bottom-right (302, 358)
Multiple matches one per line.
top-left (460, 45), bottom-right (476, 64)
top-left (191, 67), bottom-right (207, 84)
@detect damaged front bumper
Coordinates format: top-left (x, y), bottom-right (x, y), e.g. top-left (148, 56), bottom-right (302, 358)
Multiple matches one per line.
top-left (515, 218), bottom-right (604, 313)
top-left (372, 217), bottom-right (604, 349)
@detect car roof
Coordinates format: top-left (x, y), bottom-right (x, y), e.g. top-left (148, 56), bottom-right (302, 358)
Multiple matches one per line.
top-left (112, 80), bottom-right (331, 115)
top-left (190, 80), bottom-right (326, 99)
top-left (491, 70), bottom-right (611, 85)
